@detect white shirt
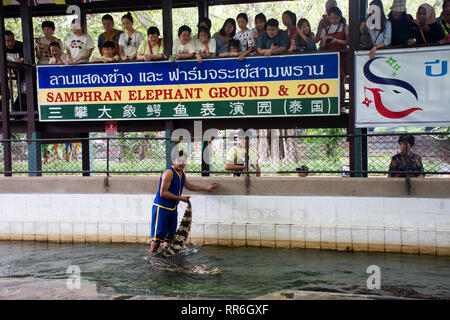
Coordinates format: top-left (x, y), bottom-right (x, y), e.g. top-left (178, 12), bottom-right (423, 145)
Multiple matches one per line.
top-left (194, 37), bottom-right (216, 56)
top-left (235, 29), bottom-right (255, 52)
top-left (118, 31), bottom-right (144, 58)
top-left (49, 53), bottom-right (67, 65)
top-left (172, 38), bottom-right (196, 55)
top-left (65, 33), bottom-right (95, 63)
top-left (320, 23), bottom-right (349, 39)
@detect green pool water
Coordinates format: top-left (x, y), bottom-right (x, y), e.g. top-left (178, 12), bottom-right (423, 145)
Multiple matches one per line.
top-left (0, 241), bottom-right (449, 299)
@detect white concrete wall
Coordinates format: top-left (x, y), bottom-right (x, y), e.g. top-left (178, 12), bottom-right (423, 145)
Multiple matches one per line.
top-left (0, 193), bottom-right (449, 255)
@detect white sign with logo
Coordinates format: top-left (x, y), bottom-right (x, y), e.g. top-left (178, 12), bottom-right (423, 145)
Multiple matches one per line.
top-left (355, 46), bottom-right (450, 128)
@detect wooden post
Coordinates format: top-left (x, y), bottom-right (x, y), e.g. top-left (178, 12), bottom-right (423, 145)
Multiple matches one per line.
top-left (20, 1), bottom-right (42, 176)
top-left (197, 0), bottom-right (209, 20)
top-left (0, 1), bottom-right (12, 176)
top-left (348, 0), bottom-right (360, 177)
top-left (81, 133), bottom-right (91, 176)
top-left (161, 0), bottom-right (173, 59)
top-left (165, 120), bottom-right (174, 168)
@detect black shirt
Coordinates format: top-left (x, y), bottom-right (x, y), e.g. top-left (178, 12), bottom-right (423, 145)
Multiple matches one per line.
top-left (388, 17), bottom-right (415, 47)
top-left (5, 40), bottom-right (24, 62)
top-left (412, 22), bottom-right (445, 44)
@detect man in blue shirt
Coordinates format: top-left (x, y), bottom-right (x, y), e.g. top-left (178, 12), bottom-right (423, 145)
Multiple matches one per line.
top-left (149, 151), bottom-right (218, 253)
top-left (257, 18), bottom-right (290, 56)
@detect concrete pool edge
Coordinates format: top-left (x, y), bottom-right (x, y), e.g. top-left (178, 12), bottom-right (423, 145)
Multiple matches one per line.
top-left (0, 177), bottom-right (449, 256)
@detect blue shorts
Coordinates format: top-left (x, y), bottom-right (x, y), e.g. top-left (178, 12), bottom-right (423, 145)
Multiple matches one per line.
top-left (151, 205), bottom-right (178, 243)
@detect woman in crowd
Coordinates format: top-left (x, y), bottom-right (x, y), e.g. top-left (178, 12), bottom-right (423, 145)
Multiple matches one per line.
top-left (35, 21), bottom-right (63, 65)
top-left (195, 26), bottom-right (216, 63)
top-left (359, 0), bottom-right (391, 59)
top-left (282, 10), bottom-right (297, 40)
top-left (411, 3), bottom-right (446, 45)
top-left (319, 6), bottom-right (348, 51)
top-left (118, 12), bottom-right (144, 61)
top-left (388, 0), bottom-right (415, 47)
top-left (315, 0), bottom-right (338, 43)
top-left (172, 25), bottom-right (196, 60)
top-left (66, 19), bottom-right (95, 64)
top-left (253, 13), bottom-right (267, 44)
top-left (288, 18), bottom-right (317, 53)
top-left (137, 26), bottom-right (164, 61)
top-left (437, 0), bottom-right (450, 39)
top-left (319, 6), bottom-right (348, 103)
top-left (213, 18), bottom-right (236, 55)
top-left (235, 13), bottom-right (255, 60)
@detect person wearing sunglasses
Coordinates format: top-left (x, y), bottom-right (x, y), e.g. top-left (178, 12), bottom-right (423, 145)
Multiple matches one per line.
top-left (118, 12), bottom-right (144, 61)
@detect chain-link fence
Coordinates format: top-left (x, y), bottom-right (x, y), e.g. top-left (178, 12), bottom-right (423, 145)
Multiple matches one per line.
top-left (0, 131), bottom-right (449, 177)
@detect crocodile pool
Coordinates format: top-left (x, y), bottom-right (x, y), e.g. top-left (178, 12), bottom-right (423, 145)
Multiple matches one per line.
top-left (0, 241), bottom-right (449, 299)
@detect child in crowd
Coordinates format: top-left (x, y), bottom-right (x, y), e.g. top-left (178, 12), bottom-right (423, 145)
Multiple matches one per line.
top-left (118, 12), bottom-right (144, 61)
top-left (35, 21), bottom-right (63, 65)
top-left (219, 39), bottom-right (241, 57)
top-left (235, 13), bottom-right (255, 60)
top-left (282, 10), bottom-right (297, 40)
top-left (172, 25), bottom-right (196, 60)
top-left (137, 26), bottom-right (165, 61)
top-left (253, 13), bottom-right (267, 43)
top-left (195, 26), bottom-right (216, 63)
top-left (48, 41), bottom-right (66, 65)
top-left (92, 41), bottom-right (119, 63)
top-left (98, 14), bottom-right (123, 58)
top-left (213, 18), bottom-right (236, 55)
top-left (288, 18), bottom-right (317, 53)
top-left (66, 19), bottom-right (95, 64)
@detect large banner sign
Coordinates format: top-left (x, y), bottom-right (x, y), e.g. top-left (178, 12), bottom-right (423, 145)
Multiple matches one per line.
top-left (37, 53), bottom-right (340, 121)
top-left (355, 47), bottom-right (450, 128)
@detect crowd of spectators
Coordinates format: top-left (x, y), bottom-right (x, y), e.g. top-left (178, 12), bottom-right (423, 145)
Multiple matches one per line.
top-left (3, 0), bottom-right (450, 67)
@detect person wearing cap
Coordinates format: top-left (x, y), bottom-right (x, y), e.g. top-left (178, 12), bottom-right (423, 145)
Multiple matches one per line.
top-left (296, 165), bottom-right (309, 177)
top-left (149, 151), bottom-right (219, 254)
top-left (388, 0), bottom-right (416, 47)
top-left (388, 135), bottom-right (424, 178)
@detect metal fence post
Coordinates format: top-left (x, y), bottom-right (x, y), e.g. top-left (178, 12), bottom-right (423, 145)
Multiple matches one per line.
top-left (27, 132), bottom-right (42, 177)
top-left (106, 137), bottom-right (110, 176)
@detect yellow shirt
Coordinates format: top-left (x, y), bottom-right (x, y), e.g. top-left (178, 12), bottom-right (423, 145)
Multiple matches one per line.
top-left (137, 38), bottom-right (164, 56)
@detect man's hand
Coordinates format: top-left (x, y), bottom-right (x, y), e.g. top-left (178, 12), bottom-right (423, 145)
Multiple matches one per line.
top-left (180, 195), bottom-right (191, 203)
top-left (206, 182), bottom-right (218, 192)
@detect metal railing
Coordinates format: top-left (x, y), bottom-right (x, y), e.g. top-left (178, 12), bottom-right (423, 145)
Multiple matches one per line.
top-left (0, 131), bottom-right (448, 177)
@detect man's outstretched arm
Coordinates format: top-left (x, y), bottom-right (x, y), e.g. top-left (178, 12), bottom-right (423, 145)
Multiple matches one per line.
top-left (184, 179), bottom-right (218, 192)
